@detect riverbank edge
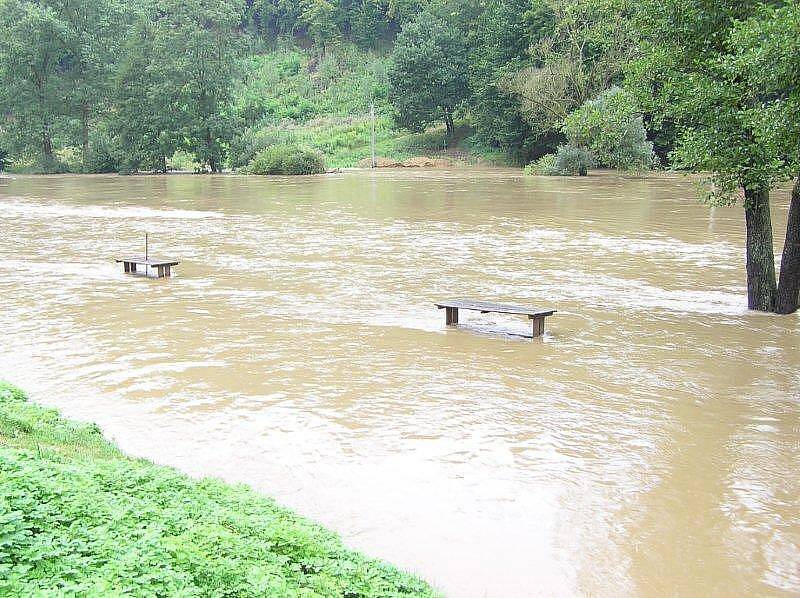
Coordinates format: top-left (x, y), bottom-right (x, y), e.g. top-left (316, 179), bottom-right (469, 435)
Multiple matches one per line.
top-left (0, 381), bottom-right (439, 596)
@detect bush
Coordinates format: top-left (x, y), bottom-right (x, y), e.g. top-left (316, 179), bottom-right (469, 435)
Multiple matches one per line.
top-left (564, 87), bottom-right (655, 170)
top-left (524, 153), bottom-right (557, 175)
top-left (553, 144), bottom-right (597, 175)
top-left (167, 150), bottom-right (199, 172)
top-left (248, 144), bottom-right (326, 175)
top-left (525, 145), bottom-right (596, 176)
top-left (84, 130), bottom-right (121, 173)
top-left (229, 128), bottom-right (293, 169)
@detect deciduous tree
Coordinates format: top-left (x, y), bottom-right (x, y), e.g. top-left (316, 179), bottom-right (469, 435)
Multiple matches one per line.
top-left (0, 1), bottom-right (69, 167)
top-left (629, 0), bottom-right (798, 313)
top-left (388, 14), bottom-right (469, 143)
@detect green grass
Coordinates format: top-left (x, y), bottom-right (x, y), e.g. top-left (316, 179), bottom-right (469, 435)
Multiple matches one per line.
top-left (232, 45), bottom-right (511, 169)
top-left (239, 117), bottom-right (511, 168)
top-left (0, 382), bottom-right (438, 597)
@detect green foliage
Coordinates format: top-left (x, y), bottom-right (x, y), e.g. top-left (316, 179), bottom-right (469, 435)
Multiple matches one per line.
top-left (626, 0), bottom-right (770, 195)
top-left (0, 0), bottom-right (68, 165)
top-left (112, 0), bottom-right (242, 173)
top-left (468, 0), bottom-right (537, 162)
top-left (523, 153), bottom-right (557, 175)
top-left (234, 46), bottom-right (389, 129)
top-left (554, 144), bottom-right (596, 175)
top-left (0, 382), bottom-right (438, 596)
top-left (244, 0), bottom-right (422, 47)
top-left (1, 0), bottom-right (794, 181)
top-left (508, 0), bottom-right (636, 134)
top-left (564, 87), bottom-right (655, 170)
top-left (526, 145), bottom-right (596, 176)
top-left (388, 12), bottom-right (470, 141)
top-left (626, 0), bottom-right (800, 313)
top-left (0, 0), bottom-right (131, 169)
top-left (300, 0), bottom-right (340, 50)
top-left (726, 2), bottom-right (800, 174)
top-left (83, 140), bottom-right (121, 174)
top-left (248, 144), bottom-right (327, 174)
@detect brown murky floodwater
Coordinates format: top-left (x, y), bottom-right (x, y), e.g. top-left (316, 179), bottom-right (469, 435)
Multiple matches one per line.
top-left (1, 171), bottom-right (798, 596)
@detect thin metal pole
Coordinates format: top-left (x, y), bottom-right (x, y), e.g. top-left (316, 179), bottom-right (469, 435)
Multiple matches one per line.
top-left (145, 233), bottom-right (148, 261)
top-left (370, 102), bottom-right (376, 169)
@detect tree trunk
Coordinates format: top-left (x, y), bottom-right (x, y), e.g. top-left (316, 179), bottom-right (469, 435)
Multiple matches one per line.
top-left (160, 154), bottom-right (167, 174)
top-left (81, 104), bottom-right (90, 168)
top-left (775, 177), bottom-right (800, 314)
top-left (443, 111), bottom-right (454, 147)
top-left (206, 128), bottom-right (218, 173)
top-left (42, 124), bottom-right (53, 162)
top-left (743, 187), bottom-right (777, 311)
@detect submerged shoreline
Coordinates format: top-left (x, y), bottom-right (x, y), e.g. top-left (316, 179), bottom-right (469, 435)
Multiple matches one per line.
top-left (0, 382), bottom-right (438, 596)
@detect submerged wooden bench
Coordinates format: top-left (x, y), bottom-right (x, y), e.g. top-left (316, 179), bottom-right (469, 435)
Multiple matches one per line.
top-left (435, 299), bottom-right (556, 338)
top-left (115, 257), bottom-right (179, 278)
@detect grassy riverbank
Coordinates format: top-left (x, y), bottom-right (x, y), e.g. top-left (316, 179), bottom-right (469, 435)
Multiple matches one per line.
top-left (0, 382), bottom-right (437, 596)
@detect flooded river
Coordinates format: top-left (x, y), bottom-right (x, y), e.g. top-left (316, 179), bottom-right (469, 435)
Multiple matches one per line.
top-left (0, 171), bottom-right (798, 596)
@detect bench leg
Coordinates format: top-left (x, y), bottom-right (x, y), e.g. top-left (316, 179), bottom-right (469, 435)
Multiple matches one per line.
top-left (165, 265), bottom-right (171, 277)
top-left (123, 262), bottom-right (130, 273)
top-left (157, 265), bottom-right (164, 278)
top-left (530, 316), bottom-right (545, 338)
top-left (445, 307), bottom-right (459, 326)
top-left (130, 263), bottom-right (137, 274)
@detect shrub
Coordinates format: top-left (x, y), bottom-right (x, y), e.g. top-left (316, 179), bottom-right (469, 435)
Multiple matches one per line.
top-left (526, 145), bottom-right (596, 176)
top-left (564, 87), bottom-right (655, 170)
top-left (248, 144), bottom-right (326, 175)
top-left (524, 153), bottom-right (558, 175)
top-left (83, 130), bottom-right (122, 173)
top-left (553, 144), bottom-right (597, 175)
top-left (229, 128), bottom-right (294, 169)
top-left (167, 150), bottom-right (200, 172)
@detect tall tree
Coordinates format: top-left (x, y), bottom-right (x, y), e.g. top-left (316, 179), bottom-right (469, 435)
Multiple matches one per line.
top-left (0, 1), bottom-right (69, 167)
top-left (300, 0), bottom-right (339, 53)
top-left (387, 12), bottom-right (470, 142)
top-left (60, 0), bottom-right (130, 169)
top-left (468, 0), bottom-right (538, 162)
top-left (728, 2), bottom-right (800, 314)
top-left (508, 0), bottom-right (635, 135)
top-left (628, 0), bottom-right (796, 312)
top-left (114, 0), bottom-right (242, 172)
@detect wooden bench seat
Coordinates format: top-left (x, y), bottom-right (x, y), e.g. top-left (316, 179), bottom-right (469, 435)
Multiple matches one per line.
top-left (115, 257), bottom-right (179, 278)
top-left (435, 299), bottom-right (556, 337)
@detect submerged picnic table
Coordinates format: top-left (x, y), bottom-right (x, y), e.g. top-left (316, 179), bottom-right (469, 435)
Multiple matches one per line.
top-left (115, 256), bottom-right (179, 278)
top-left (435, 299), bottom-right (556, 338)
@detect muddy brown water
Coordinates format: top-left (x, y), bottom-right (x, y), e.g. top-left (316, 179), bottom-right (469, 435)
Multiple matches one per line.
top-left (0, 171), bottom-right (798, 596)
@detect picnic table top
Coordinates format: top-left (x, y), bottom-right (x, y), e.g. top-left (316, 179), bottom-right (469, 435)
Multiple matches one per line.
top-left (434, 299), bottom-right (556, 318)
top-left (114, 256), bottom-right (180, 267)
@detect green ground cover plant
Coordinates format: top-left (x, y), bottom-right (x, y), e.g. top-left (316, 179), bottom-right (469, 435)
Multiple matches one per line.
top-left (0, 382), bottom-right (438, 597)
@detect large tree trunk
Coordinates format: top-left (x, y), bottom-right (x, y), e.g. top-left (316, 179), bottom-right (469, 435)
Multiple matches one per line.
top-left (744, 187), bottom-right (778, 311)
top-left (775, 177), bottom-right (800, 314)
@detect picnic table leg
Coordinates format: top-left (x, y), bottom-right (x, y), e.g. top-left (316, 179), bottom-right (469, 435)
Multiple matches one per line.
top-left (123, 262), bottom-right (130, 273)
top-left (530, 315), bottom-right (545, 338)
top-left (445, 307), bottom-right (459, 326)
top-left (165, 265), bottom-right (171, 277)
top-left (157, 265), bottom-right (164, 278)
top-left (130, 263), bottom-right (137, 274)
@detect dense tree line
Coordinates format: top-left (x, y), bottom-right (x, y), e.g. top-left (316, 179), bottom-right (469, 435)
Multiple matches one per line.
top-left (0, 0), bottom-right (797, 312)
